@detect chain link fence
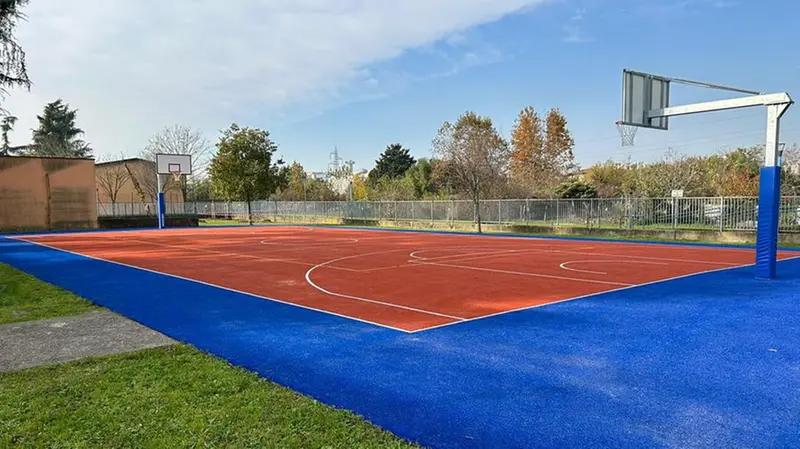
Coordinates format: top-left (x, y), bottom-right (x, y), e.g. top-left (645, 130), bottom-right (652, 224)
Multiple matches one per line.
top-left (97, 197), bottom-right (800, 233)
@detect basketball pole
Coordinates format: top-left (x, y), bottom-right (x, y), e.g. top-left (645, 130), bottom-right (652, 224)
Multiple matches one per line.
top-left (756, 103), bottom-right (791, 279)
top-left (157, 174), bottom-right (166, 230)
top-left (646, 92), bottom-right (793, 279)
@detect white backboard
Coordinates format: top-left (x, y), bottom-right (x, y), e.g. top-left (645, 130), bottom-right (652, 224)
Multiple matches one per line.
top-left (622, 70), bottom-right (671, 130)
top-left (156, 153), bottom-right (192, 175)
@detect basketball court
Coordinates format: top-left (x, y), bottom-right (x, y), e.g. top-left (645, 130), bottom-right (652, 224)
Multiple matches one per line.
top-left (1, 70), bottom-right (798, 448)
top-left (12, 226), bottom-right (800, 332)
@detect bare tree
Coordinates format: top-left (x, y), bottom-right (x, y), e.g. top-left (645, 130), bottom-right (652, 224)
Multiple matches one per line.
top-left (782, 143), bottom-right (799, 166)
top-left (432, 111), bottom-right (509, 233)
top-left (96, 153), bottom-right (131, 213)
top-left (142, 125), bottom-right (211, 172)
top-left (141, 125), bottom-right (212, 200)
top-left (129, 161), bottom-right (158, 202)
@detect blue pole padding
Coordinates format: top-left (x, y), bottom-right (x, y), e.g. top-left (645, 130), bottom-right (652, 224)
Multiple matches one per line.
top-left (158, 192), bottom-right (166, 229)
top-left (755, 166), bottom-right (781, 279)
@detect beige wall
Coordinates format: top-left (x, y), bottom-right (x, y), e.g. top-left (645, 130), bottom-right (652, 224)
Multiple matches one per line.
top-left (0, 156), bottom-right (97, 231)
top-left (95, 159), bottom-right (183, 204)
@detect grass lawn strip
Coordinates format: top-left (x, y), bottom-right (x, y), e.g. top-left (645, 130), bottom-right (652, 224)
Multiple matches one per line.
top-left (0, 345), bottom-right (419, 448)
top-left (0, 263), bottom-right (97, 325)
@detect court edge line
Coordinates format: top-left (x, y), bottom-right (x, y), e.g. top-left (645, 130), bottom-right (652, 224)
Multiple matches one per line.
top-left (305, 250), bottom-right (468, 321)
top-left (310, 224), bottom-right (800, 253)
top-left (9, 236), bottom-right (420, 334)
top-left (411, 254), bottom-right (800, 334)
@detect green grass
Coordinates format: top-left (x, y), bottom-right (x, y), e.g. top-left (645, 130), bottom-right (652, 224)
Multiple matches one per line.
top-left (0, 263), bottom-right (97, 325)
top-left (0, 345), bottom-right (418, 449)
top-left (200, 218), bottom-right (252, 226)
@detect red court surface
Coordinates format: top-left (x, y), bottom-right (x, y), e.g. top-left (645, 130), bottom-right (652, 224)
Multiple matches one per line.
top-left (15, 226), bottom-right (799, 332)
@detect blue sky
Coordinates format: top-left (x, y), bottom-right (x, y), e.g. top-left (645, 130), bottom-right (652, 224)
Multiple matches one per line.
top-left (5, 0), bottom-right (799, 172)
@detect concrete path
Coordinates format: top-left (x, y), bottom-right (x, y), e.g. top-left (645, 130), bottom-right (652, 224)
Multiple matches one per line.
top-left (0, 310), bottom-right (175, 373)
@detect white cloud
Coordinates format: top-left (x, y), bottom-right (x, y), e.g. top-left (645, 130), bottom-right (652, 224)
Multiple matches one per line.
top-left (4, 0), bottom-right (550, 158)
top-left (563, 25), bottom-right (594, 44)
top-left (570, 8), bottom-right (586, 21)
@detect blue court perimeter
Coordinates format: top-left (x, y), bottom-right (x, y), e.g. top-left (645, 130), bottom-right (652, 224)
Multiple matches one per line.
top-left (1, 231), bottom-right (799, 448)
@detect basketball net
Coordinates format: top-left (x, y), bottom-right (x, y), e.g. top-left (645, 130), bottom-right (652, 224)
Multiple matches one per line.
top-left (615, 121), bottom-right (638, 147)
top-left (170, 170), bottom-right (182, 184)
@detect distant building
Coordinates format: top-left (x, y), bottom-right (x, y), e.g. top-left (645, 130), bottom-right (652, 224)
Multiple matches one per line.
top-left (95, 157), bottom-right (183, 204)
top-left (308, 171), bottom-right (330, 181)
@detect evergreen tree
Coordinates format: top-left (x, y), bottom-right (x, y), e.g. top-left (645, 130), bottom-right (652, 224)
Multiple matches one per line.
top-left (368, 143), bottom-right (415, 183)
top-left (29, 100), bottom-right (92, 157)
top-left (0, 114), bottom-right (17, 155)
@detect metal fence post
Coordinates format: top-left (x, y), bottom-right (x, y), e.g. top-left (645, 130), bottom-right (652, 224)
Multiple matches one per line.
top-left (672, 197), bottom-right (678, 230)
top-left (525, 199), bottom-right (530, 225)
top-left (720, 197), bottom-right (725, 232)
top-left (555, 199), bottom-right (560, 227)
top-left (431, 199), bottom-right (435, 225)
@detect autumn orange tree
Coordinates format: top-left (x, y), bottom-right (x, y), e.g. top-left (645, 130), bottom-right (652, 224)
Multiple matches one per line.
top-left (509, 106), bottom-right (544, 183)
top-left (509, 106), bottom-right (576, 196)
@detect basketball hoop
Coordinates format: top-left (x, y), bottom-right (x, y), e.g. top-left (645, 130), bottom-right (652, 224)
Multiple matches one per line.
top-left (616, 121), bottom-right (638, 147)
top-left (168, 163), bottom-right (182, 183)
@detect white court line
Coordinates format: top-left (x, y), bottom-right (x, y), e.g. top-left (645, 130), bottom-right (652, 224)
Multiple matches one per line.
top-left (103, 236), bottom-right (363, 272)
top-left (413, 260), bottom-right (634, 287)
top-left (259, 238), bottom-right (359, 247)
top-left (414, 254), bottom-right (800, 334)
top-left (304, 250), bottom-right (467, 321)
top-left (10, 236), bottom-right (415, 333)
top-left (409, 248), bottom-right (525, 262)
top-left (559, 260), bottom-right (668, 275)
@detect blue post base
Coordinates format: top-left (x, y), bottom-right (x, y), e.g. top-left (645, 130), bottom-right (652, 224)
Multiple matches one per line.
top-left (755, 166), bottom-right (781, 279)
top-left (157, 192), bottom-right (166, 230)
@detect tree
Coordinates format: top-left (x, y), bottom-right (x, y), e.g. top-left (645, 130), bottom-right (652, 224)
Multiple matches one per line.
top-left (509, 106), bottom-right (576, 196)
top-left (29, 100), bottom-right (92, 157)
top-left (141, 125), bottom-right (212, 200)
top-left (0, 114), bottom-right (16, 155)
top-left (543, 108), bottom-right (577, 180)
top-left (0, 0), bottom-right (31, 113)
top-left (554, 180), bottom-right (596, 199)
top-left (509, 106), bottom-right (545, 186)
top-left (704, 147), bottom-right (761, 197)
top-left (208, 124), bottom-right (286, 224)
top-left (406, 158), bottom-right (436, 199)
top-left (304, 178), bottom-right (339, 201)
top-left (584, 160), bottom-right (637, 198)
top-left (186, 176), bottom-right (213, 201)
top-left (352, 173), bottom-right (370, 200)
top-left (368, 143), bottom-right (415, 183)
top-left (96, 153), bottom-right (131, 208)
top-left (432, 111), bottom-right (509, 233)
top-left (781, 144), bottom-right (800, 196)
top-left (142, 125), bottom-right (212, 173)
top-left (370, 175), bottom-right (416, 200)
top-left (275, 162), bottom-right (308, 200)
top-left (634, 150), bottom-right (707, 197)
